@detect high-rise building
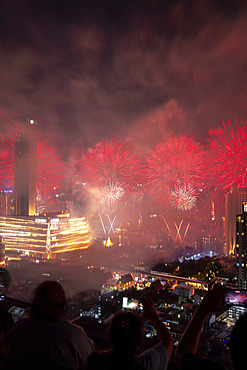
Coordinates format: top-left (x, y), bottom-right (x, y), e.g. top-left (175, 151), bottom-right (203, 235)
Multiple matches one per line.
top-left (14, 119), bottom-right (37, 216)
top-left (27, 119), bottom-right (37, 216)
top-left (14, 133), bottom-right (29, 215)
top-left (236, 203), bottom-right (247, 288)
top-left (225, 188), bottom-right (247, 255)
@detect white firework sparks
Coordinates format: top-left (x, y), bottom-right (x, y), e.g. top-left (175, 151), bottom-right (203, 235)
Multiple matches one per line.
top-left (97, 181), bottom-right (125, 206)
top-left (170, 184), bottom-right (197, 211)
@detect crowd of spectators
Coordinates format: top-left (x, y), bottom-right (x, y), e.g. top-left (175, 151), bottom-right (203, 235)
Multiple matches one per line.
top-left (0, 274), bottom-right (246, 369)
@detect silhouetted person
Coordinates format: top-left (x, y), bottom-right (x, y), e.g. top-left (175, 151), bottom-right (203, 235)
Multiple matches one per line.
top-left (175, 283), bottom-right (227, 369)
top-left (88, 296), bottom-right (173, 369)
top-left (0, 322), bottom-right (10, 369)
top-left (0, 268), bottom-right (13, 334)
top-left (230, 312), bottom-right (247, 370)
top-left (7, 280), bottom-right (94, 370)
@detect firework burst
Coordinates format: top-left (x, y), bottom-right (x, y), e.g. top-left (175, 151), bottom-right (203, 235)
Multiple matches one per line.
top-left (37, 140), bottom-right (64, 197)
top-left (0, 134), bottom-right (15, 189)
top-left (95, 181), bottom-right (125, 207)
top-left (207, 119), bottom-right (247, 196)
top-left (144, 135), bottom-right (205, 202)
top-left (75, 139), bottom-right (140, 206)
top-left (0, 134), bottom-right (64, 196)
top-left (170, 184), bottom-right (197, 211)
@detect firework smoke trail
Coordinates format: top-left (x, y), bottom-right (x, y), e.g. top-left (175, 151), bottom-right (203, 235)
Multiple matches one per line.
top-left (0, 135), bottom-right (15, 189)
top-left (98, 213), bottom-right (106, 236)
top-left (162, 216), bottom-right (174, 241)
top-left (144, 135), bottom-right (205, 203)
top-left (75, 139), bottom-right (140, 206)
top-left (0, 135), bottom-right (64, 196)
top-left (207, 119), bottom-right (247, 196)
top-left (174, 220), bottom-right (184, 243)
top-left (170, 184), bottom-right (197, 211)
top-left (162, 216), bottom-right (190, 243)
top-left (107, 214), bottom-right (116, 234)
top-left (183, 221), bottom-right (190, 240)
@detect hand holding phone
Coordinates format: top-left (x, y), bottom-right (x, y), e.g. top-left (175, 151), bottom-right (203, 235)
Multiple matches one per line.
top-left (199, 283), bottom-right (226, 314)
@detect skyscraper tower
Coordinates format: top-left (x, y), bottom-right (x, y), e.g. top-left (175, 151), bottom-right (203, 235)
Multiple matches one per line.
top-left (14, 119), bottom-right (37, 216)
top-left (28, 119), bottom-right (37, 215)
top-left (236, 203), bottom-right (247, 289)
top-left (225, 188), bottom-right (247, 255)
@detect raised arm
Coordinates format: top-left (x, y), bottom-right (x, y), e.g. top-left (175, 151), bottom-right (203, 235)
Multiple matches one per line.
top-left (142, 296), bottom-right (174, 359)
top-left (175, 283), bottom-right (227, 367)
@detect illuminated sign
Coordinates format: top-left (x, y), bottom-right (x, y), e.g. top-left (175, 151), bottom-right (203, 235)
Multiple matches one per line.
top-left (35, 218), bottom-right (47, 223)
top-left (50, 218), bottom-right (59, 231)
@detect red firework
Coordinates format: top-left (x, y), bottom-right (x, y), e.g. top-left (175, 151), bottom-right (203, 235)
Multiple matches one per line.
top-left (37, 141), bottom-right (64, 197)
top-left (144, 135), bottom-right (205, 202)
top-left (0, 135), bottom-right (64, 197)
top-left (0, 134), bottom-right (15, 189)
top-left (207, 119), bottom-right (247, 195)
top-left (75, 139), bottom-right (140, 204)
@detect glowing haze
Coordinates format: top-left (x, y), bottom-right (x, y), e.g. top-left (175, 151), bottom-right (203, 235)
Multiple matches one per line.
top-left (0, 0), bottom-right (247, 158)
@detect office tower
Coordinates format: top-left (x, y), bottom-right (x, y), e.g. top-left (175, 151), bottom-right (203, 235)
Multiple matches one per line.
top-left (28, 119), bottom-right (37, 215)
top-left (236, 203), bottom-right (247, 288)
top-left (225, 188), bottom-right (247, 256)
top-left (14, 133), bottom-right (29, 215)
top-left (14, 119), bottom-right (37, 216)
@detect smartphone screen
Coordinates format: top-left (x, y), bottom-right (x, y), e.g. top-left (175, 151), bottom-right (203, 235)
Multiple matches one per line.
top-left (122, 297), bottom-right (143, 310)
top-left (224, 290), bottom-right (247, 306)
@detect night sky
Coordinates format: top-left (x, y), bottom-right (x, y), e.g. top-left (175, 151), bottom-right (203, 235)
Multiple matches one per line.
top-left (1, 0), bottom-right (247, 158)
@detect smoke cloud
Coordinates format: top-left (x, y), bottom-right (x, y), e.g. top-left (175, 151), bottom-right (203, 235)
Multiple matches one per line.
top-left (0, 0), bottom-right (246, 158)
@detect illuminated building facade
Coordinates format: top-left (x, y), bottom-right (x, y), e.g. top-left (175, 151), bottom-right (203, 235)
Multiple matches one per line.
top-left (227, 306), bottom-right (247, 324)
top-left (14, 119), bottom-right (37, 216)
top-left (225, 188), bottom-right (247, 255)
top-left (0, 215), bottom-right (90, 259)
top-left (217, 305), bottom-right (247, 327)
top-left (236, 203), bottom-right (247, 289)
